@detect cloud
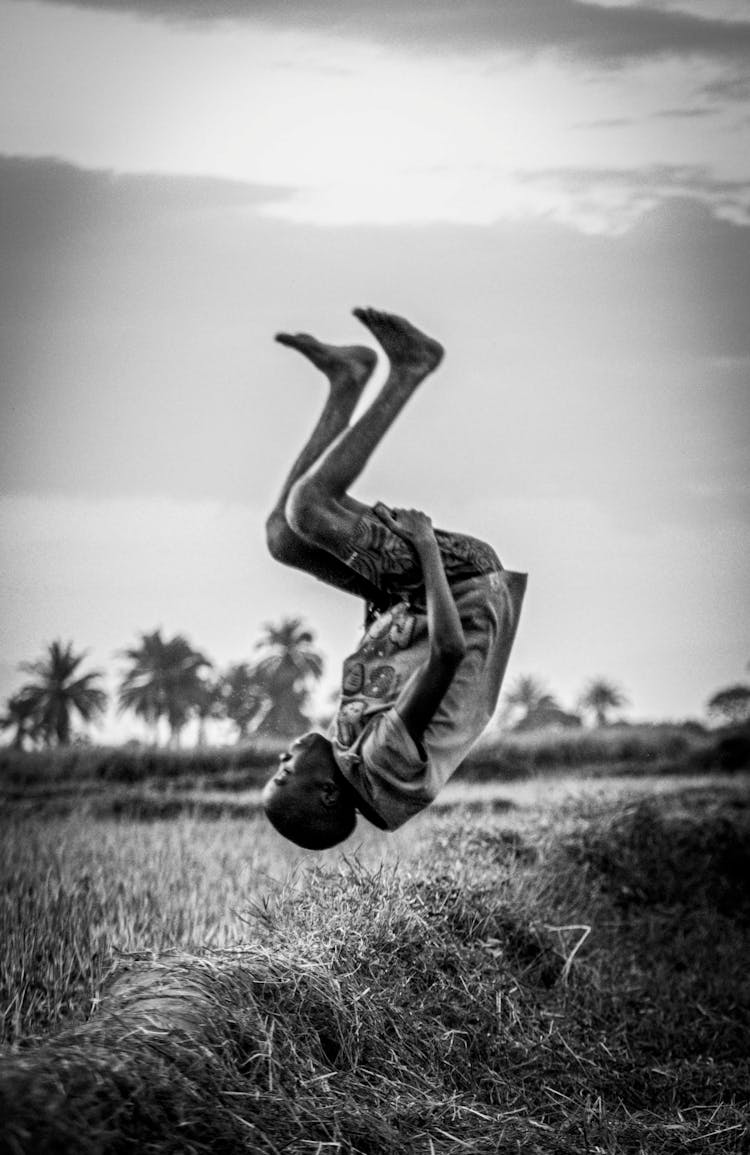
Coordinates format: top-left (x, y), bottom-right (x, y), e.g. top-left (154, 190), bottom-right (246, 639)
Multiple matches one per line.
top-left (2, 155), bottom-right (749, 503)
top-left (700, 70), bottom-right (750, 101)
top-left (575, 107), bottom-right (717, 131)
top-left (575, 108), bottom-right (717, 129)
top-left (0, 156), bottom-right (291, 325)
top-left (268, 158), bottom-right (750, 233)
top-left (516, 163), bottom-right (750, 228)
top-left (575, 116), bottom-right (636, 129)
top-left (650, 106), bottom-right (715, 120)
top-left (0, 154), bottom-right (286, 256)
top-left (20, 0), bottom-right (750, 67)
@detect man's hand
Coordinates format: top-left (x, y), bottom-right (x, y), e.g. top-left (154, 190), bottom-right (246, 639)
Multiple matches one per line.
top-left (379, 503), bottom-right (467, 752)
top-left (378, 507), bottom-right (436, 552)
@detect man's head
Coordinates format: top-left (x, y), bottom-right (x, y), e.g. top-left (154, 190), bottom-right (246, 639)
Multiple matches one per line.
top-left (262, 731), bottom-right (357, 850)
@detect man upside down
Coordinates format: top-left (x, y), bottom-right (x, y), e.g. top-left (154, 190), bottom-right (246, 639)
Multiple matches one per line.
top-left (262, 308), bottom-right (527, 849)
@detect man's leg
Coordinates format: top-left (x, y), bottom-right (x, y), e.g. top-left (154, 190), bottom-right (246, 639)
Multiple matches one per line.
top-left (286, 309), bottom-right (443, 554)
top-left (266, 333), bottom-right (386, 601)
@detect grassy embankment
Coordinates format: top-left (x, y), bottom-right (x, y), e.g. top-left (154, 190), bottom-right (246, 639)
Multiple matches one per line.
top-left (1, 772), bottom-right (749, 1153)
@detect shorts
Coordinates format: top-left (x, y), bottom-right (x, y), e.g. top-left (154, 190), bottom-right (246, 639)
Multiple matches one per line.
top-left (338, 501), bottom-right (502, 612)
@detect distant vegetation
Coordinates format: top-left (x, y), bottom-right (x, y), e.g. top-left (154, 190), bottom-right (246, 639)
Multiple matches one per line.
top-left (2, 720), bottom-right (748, 827)
top-left (2, 625), bottom-right (748, 754)
top-left (577, 675), bottom-right (629, 726)
top-left (502, 672), bottom-right (629, 730)
top-left (1, 617), bottom-right (326, 750)
top-left (706, 683), bottom-right (750, 726)
top-left (1, 641), bottom-right (107, 750)
top-left (117, 629), bottom-right (213, 747)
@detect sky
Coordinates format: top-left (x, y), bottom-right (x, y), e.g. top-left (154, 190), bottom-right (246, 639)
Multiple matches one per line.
top-left (1, 0), bottom-right (749, 741)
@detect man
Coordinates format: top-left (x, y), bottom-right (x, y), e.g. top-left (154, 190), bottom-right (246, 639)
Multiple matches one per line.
top-left (262, 308), bottom-right (527, 849)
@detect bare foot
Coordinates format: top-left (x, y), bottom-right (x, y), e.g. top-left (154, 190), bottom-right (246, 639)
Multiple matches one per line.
top-left (352, 308), bottom-right (443, 377)
top-left (275, 332), bottom-right (377, 391)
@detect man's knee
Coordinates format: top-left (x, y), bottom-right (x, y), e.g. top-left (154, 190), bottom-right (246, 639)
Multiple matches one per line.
top-left (265, 511), bottom-right (299, 565)
top-left (286, 478), bottom-right (336, 547)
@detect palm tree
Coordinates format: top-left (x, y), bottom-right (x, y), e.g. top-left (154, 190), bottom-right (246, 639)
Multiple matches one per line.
top-left (254, 617), bottom-right (324, 738)
top-left (504, 674), bottom-right (559, 725)
top-left (0, 689), bottom-right (42, 750)
top-left (193, 675), bottom-right (225, 748)
top-left (706, 684), bottom-right (750, 726)
top-left (118, 630), bottom-right (212, 747)
top-left (220, 663), bottom-right (270, 742)
top-left (15, 640), bottom-right (107, 747)
top-left (578, 677), bottom-right (629, 727)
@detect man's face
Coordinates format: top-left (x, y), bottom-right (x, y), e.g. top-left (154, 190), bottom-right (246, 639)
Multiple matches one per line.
top-left (262, 730), bottom-right (356, 849)
top-left (263, 732), bottom-right (336, 806)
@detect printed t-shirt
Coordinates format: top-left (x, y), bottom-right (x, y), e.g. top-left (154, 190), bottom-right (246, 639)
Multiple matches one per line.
top-left (330, 568), bottom-right (527, 830)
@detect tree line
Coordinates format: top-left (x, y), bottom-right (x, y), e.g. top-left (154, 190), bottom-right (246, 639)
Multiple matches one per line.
top-left (0, 618), bottom-right (324, 750)
top-left (2, 627), bottom-right (748, 751)
top-left (503, 673), bottom-right (629, 730)
top-left (502, 672), bottom-right (750, 731)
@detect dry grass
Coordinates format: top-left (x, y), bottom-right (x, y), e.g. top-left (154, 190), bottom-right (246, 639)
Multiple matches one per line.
top-left (1, 774), bottom-right (749, 1152)
top-left (0, 811), bottom-right (404, 1046)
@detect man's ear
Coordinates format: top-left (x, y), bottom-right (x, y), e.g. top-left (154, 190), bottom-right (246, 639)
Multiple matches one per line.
top-left (320, 779), bottom-right (341, 808)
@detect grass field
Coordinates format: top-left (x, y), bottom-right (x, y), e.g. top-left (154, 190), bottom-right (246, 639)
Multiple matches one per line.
top-left (1, 770), bottom-right (749, 1153)
top-left (2, 721), bottom-right (743, 824)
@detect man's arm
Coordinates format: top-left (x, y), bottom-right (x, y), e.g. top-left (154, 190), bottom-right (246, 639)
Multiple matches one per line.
top-left (377, 508), bottom-right (466, 752)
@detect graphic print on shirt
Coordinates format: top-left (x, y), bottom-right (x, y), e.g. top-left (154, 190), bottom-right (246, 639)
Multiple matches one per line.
top-left (336, 603), bottom-right (419, 750)
top-left (358, 609), bottom-right (395, 662)
top-left (342, 660), bottom-right (365, 696)
top-left (363, 664), bottom-right (396, 699)
top-left (388, 607), bottom-right (415, 651)
top-left (336, 699), bottom-right (366, 748)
